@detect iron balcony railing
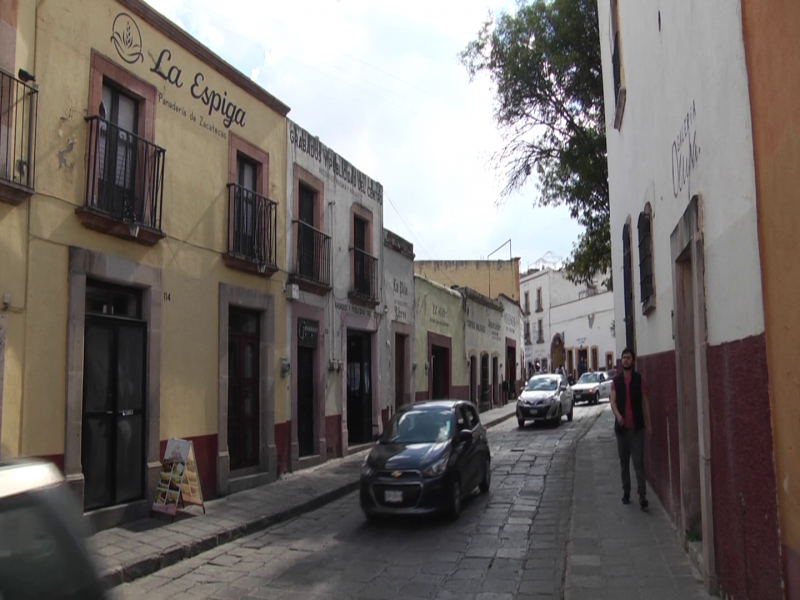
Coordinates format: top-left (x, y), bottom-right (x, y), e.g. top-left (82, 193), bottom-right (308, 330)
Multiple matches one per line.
top-left (0, 70), bottom-right (38, 191)
top-left (351, 247), bottom-right (378, 301)
top-left (84, 115), bottom-right (165, 232)
top-left (227, 183), bottom-right (277, 271)
top-left (292, 220), bottom-right (331, 287)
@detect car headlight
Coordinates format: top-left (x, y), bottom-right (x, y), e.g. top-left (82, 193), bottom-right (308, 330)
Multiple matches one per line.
top-left (589, 387), bottom-right (597, 393)
top-left (422, 455), bottom-right (449, 478)
top-left (361, 457), bottom-right (374, 477)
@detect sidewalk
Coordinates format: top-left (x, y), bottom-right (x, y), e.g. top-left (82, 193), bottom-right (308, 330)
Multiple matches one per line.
top-left (565, 405), bottom-right (712, 600)
top-left (90, 401), bottom-right (519, 588)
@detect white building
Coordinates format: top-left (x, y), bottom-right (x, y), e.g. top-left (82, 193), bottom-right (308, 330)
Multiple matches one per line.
top-left (286, 120), bottom-right (387, 467)
top-left (598, 1), bottom-right (783, 596)
top-left (520, 268), bottom-right (614, 379)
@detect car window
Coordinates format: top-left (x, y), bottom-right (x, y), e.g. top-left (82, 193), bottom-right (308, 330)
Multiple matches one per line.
top-left (382, 409), bottom-right (453, 443)
top-left (456, 407), bottom-right (467, 430)
top-left (525, 377), bottom-right (559, 391)
top-left (577, 373), bottom-right (600, 383)
top-left (466, 405), bottom-right (480, 428)
top-left (0, 491), bottom-right (101, 600)
top-left (461, 405), bottom-right (478, 429)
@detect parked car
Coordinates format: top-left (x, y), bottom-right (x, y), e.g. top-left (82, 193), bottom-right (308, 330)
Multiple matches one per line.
top-left (360, 401), bottom-right (491, 521)
top-left (517, 374), bottom-right (573, 427)
top-left (0, 459), bottom-right (108, 599)
top-left (572, 372), bottom-right (613, 405)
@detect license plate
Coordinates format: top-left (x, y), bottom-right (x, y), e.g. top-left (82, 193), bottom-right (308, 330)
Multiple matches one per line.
top-left (384, 490), bottom-right (403, 503)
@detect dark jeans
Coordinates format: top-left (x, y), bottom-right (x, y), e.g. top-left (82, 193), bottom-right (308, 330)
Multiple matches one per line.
top-left (616, 428), bottom-right (646, 498)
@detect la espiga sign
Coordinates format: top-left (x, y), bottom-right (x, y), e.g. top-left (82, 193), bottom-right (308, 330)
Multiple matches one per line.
top-left (150, 49), bottom-right (246, 129)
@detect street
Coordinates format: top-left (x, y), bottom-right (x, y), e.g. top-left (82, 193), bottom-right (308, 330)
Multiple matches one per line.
top-left (113, 403), bottom-right (606, 600)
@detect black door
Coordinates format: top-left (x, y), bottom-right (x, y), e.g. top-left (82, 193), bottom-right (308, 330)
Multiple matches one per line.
top-left (297, 346), bottom-right (315, 457)
top-left (394, 333), bottom-right (406, 413)
top-left (228, 308), bottom-right (260, 471)
top-left (347, 332), bottom-right (372, 445)
top-left (82, 282), bottom-right (146, 512)
top-left (431, 345), bottom-right (449, 399)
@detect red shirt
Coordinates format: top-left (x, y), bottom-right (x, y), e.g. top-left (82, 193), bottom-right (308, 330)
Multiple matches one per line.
top-left (611, 375), bottom-right (648, 429)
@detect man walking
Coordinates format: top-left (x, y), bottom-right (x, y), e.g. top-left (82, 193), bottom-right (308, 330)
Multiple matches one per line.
top-left (610, 348), bottom-right (652, 509)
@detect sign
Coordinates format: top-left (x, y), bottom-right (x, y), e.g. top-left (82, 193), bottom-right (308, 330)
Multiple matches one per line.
top-left (298, 318), bottom-right (319, 348)
top-left (153, 438), bottom-right (205, 517)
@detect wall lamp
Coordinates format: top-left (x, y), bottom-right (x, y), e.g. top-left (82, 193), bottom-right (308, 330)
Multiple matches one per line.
top-left (280, 358), bottom-right (291, 378)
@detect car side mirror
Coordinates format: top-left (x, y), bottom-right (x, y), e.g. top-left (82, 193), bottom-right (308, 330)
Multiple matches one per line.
top-left (458, 429), bottom-right (473, 444)
top-left (560, 382), bottom-right (567, 390)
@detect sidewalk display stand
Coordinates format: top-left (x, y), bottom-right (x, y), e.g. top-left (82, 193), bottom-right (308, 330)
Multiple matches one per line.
top-left (152, 438), bottom-right (206, 520)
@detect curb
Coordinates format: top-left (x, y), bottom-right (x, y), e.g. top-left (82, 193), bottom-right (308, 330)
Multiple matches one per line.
top-left (102, 406), bottom-right (518, 589)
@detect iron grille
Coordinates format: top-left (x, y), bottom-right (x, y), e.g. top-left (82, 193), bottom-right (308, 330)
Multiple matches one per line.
top-left (227, 183), bottom-right (277, 271)
top-left (0, 70), bottom-right (38, 191)
top-left (292, 220), bottom-right (331, 286)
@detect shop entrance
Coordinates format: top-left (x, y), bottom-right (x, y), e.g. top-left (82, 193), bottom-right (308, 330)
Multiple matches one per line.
top-left (228, 308), bottom-right (261, 472)
top-left (394, 333), bottom-right (407, 413)
top-left (347, 331), bottom-right (373, 445)
top-left (430, 344), bottom-right (450, 399)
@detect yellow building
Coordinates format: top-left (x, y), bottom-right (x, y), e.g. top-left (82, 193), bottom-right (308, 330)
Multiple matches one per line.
top-left (414, 259), bottom-right (521, 303)
top-left (0, 0), bottom-right (290, 529)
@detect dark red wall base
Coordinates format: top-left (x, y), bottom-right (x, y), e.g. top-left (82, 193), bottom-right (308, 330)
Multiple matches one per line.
top-left (637, 350), bottom-right (681, 523)
top-left (38, 454), bottom-right (65, 474)
top-left (274, 421), bottom-right (290, 476)
top-left (451, 385), bottom-right (469, 400)
top-left (325, 414), bottom-right (342, 458)
top-left (707, 334), bottom-right (782, 600)
top-left (784, 544), bottom-right (800, 600)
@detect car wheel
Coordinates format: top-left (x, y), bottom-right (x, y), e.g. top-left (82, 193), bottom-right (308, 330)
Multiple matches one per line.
top-left (479, 456), bottom-right (491, 493)
top-left (363, 510), bottom-right (379, 523)
top-left (552, 405), bottom-right (562, 427)
top-left (593, 392), bottom-right (600, 405)
top-left (567, 406), bottom-right (574, 422)
top-left (449, 478), bottom-right (462, 520)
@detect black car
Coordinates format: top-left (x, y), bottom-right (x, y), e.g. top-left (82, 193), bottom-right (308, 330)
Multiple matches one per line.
top-left (360, 400), bottom-right (491, 521)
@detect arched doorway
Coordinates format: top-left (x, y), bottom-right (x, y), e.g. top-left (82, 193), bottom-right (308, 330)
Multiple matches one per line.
top-left (551, 334), bottom-right (565, 370)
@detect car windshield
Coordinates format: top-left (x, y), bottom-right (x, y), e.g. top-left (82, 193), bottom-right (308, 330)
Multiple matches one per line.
top-left (578, 373), bottom-right (600, 383)
top-left (525, 378), bottom-right (559, 391)
top-left (382, 409), bottom-right (453, 444)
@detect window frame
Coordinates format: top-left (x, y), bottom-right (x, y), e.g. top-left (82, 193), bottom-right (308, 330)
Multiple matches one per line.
top-left (535, 287), bottom-right (543, 312)
top-left (622, 220), bottom-right (636, 352)
top-left (610, 0), bottom-right (627, 130)
top-left (638, 204), bottom-right (656, 315)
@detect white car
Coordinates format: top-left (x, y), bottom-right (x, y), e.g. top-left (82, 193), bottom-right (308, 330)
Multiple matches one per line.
top-left (572, 372), bottom-right (612, 405)
top-left (516, 374), bottom-right (573, 427)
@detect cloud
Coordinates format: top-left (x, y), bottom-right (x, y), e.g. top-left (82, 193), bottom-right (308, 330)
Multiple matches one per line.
top-left (145, 0), bottom-right (583, 265)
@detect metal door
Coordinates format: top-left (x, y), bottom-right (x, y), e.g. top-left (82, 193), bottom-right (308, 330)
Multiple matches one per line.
top-left (228, 308), bottom-right (260, 471)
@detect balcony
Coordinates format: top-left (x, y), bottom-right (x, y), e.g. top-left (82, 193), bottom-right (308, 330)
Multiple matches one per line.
top-left (290, 220), bottom-right (331, 293)
top-left (223, 183), bottom-right (278, 276)
top-left (350, 247), bottom-right (379, 305)
top-left (0, 69), bottom-right (38, 204)
top-left (77, 115), bottom-right (165, 245)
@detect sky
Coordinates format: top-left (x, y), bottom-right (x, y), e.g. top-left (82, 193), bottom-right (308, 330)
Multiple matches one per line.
top-left (146, 0), bottom-right (583, 270)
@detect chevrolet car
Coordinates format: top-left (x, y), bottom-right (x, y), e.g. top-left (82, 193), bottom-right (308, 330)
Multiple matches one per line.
top-left (517, 374), bottom-right (573, 427)
top-left (360, 401), bottom-right (491, 521)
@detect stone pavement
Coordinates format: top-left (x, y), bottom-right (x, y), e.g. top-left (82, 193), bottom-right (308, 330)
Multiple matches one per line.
top-left (91, 401), bottom-right (519, 589)
top-left (565, 404), bottom-right (713, 600)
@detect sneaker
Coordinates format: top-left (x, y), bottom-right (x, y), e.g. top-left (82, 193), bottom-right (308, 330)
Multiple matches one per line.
top-left (622, 494), bottom-right (631, 505)
top-left (640, 497), bottom-right (649, 510)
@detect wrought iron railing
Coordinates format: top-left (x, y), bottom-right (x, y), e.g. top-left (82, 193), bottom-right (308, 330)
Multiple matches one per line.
top-left (84, 115), bottom-right (165, 232)
top-left (227, 183), bottom-right (277, 271)
top-left (0, 70), bottom-right (38, 191)
top-left (292, 220), bottom-right (331, 286)
top-left (351, 247), bottom-right (378, 301)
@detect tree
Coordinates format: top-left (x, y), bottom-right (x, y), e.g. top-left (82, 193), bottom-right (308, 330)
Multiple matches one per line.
top-left (460, 0), bottom-right (610, 287)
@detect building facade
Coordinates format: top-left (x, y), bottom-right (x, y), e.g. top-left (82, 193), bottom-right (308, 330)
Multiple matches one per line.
top-left (415, 258), bottom-right (521, 303)
top-left (462, 288), bottom-right (505, 411)
top-left (0, 0), bottom-right (292, 528)
top-left (498, 294), bottom-right (524, 399)
top-left (599, 0), bottom-right (789, 596)
top-left (381, 230), bottom-right (415, 423)
top-left (285, 120), bottom-right (386, 465)
top-left (521, 268), bottom-right (614, 379)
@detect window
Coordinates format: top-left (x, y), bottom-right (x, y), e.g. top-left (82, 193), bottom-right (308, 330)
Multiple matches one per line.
top-left (524, 321), bottom-right (531, 343)
top-left (0, 69), bottom-right (38, 203)
top-left (610, 0), bottom-right (627, 129)
top-left (349, 205), bottom-right (377, 302)
top-left (606, 352), bottom-right (614, 370)
top-left (622, 221), bottom-right (636, 351)
top-left (96, 84), bottom-right (139, 218)
top-left (536, 288), bottom-right (543, 312)
top-left (225, 134), bottom-right (276, 274)
top-left (524, 292), bottom-right (530, 315)
top-left (480, 353), bottom-right (490, 407)
top-left (537, 319), bottom-right (544, 343)
top-left (591, 347), bottom-right (599, 371)
top-left (290, 166), bottom-right (331, 290)
top-left (638, 205), bottom-right (655, 314)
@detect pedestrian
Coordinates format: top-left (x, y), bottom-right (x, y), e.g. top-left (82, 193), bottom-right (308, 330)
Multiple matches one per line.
top-left (610, 347), bottom-right (653, 509)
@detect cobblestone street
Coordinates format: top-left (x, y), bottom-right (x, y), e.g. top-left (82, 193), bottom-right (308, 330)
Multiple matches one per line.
top-left (112, 405), bottom-right (603, 600)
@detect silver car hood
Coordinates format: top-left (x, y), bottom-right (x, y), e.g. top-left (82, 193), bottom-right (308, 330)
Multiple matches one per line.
top-left (572, 383), bottom-right (599, 391)
top-left (520, 390), bottom-right (557, 403)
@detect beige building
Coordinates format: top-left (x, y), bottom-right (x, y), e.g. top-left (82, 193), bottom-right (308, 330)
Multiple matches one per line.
top-left (414, 259), bottom-right (521, 303)
top-left (0, 0), bottom-right (291, 529)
